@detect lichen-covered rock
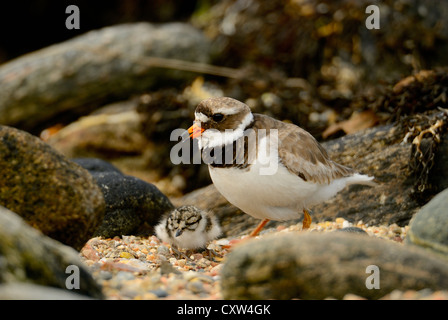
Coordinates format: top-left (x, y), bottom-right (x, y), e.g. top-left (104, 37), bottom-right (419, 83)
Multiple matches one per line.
top-left (0, 125), bottom-right (105, 250)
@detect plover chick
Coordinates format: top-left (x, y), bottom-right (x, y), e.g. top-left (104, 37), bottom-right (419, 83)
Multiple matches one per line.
top-left (155, 205), bottom-right (222, 253)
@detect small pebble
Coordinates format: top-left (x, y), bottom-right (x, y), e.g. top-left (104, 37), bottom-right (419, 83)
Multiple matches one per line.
top-left (98, 271), bottom-right (113, 280)
top-left (115, 271), bottom-right (135, 281)
top-left (149, 289), bottom-right (169, 298)
top-left (342, 220), bottom-right (352, 228)
top-left (157, 245), bottom-right (170, 255)
top-left (120, 252), bottom-right (134, 259)
top-left (187, 279), bottom-right (205, 294)
top-left (335, 227), bottom-right (368, 235)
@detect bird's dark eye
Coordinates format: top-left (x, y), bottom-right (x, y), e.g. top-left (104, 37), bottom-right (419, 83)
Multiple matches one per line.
top-left (212, 113), bottom-right (224, 122)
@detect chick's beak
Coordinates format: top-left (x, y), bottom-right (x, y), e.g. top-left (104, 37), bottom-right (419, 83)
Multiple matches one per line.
top-left (175, 229), bottom-right (183, 237)
top-left (188, 123), bottom-right (204, 139)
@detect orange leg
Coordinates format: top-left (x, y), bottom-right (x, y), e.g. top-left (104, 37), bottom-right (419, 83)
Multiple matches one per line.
top-left (249, 219), bottom-right (270, 237)
top-left (302, 209), bottom-right (312, 229)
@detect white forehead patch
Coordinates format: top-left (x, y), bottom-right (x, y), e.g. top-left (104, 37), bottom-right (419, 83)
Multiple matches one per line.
top-left (195, 112), bottom-right (210, 123)
top-left (211, 105), bottom-right (242, 115)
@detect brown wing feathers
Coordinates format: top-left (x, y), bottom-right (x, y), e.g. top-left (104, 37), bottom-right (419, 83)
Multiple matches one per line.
top-left (253, 114), bottom-right (354, 184)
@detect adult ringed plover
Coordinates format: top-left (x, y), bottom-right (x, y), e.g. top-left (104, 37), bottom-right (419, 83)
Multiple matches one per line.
top-left (186, 97), bottom-right (376, 236)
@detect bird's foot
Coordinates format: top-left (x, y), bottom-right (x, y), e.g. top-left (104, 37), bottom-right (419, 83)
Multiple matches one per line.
top-left (204, 248), bottom-right (223, 262)
top-left (302, 209), bottom-right (312, 230)
top-left (170, 245), bottom-right (192, 260)
top-left (249, 219), bottom-right (270, 237)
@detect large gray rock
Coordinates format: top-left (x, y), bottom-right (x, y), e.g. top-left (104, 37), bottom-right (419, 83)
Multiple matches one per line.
top-left (0, 125), bottom-right (105, 250)
top-left (0, 206), bottom-right (103, 299)
top-left (221, 232), bottom-right (448, 299)
top-left (406, 188), bottom-right (448, 257)
top-left (0, 22), bottom-right (211, 130)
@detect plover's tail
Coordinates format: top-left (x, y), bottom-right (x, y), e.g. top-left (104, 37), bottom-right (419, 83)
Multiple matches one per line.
top-left (306, 172), bottom-right (376, 207)
top-left (346, 173), bottom-right (377, 187)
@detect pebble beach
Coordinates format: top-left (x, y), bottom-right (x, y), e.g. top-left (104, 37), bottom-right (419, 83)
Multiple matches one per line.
top-left (80, 218), bottom-right (448, 300)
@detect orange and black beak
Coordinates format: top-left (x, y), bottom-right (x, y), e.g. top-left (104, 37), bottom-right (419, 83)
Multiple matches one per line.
top-left (187, 122), bottom-right (204, 139)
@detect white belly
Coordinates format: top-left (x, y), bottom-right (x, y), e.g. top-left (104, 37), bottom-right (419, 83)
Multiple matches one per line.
top-left (209, 161), bottom-right (318, 221)
top-left (208, 133), bottom-right (318, 221)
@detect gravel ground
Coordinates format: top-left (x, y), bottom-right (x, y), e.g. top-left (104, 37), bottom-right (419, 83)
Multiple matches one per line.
top-left (80, 218), bottom-right (448, 300)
